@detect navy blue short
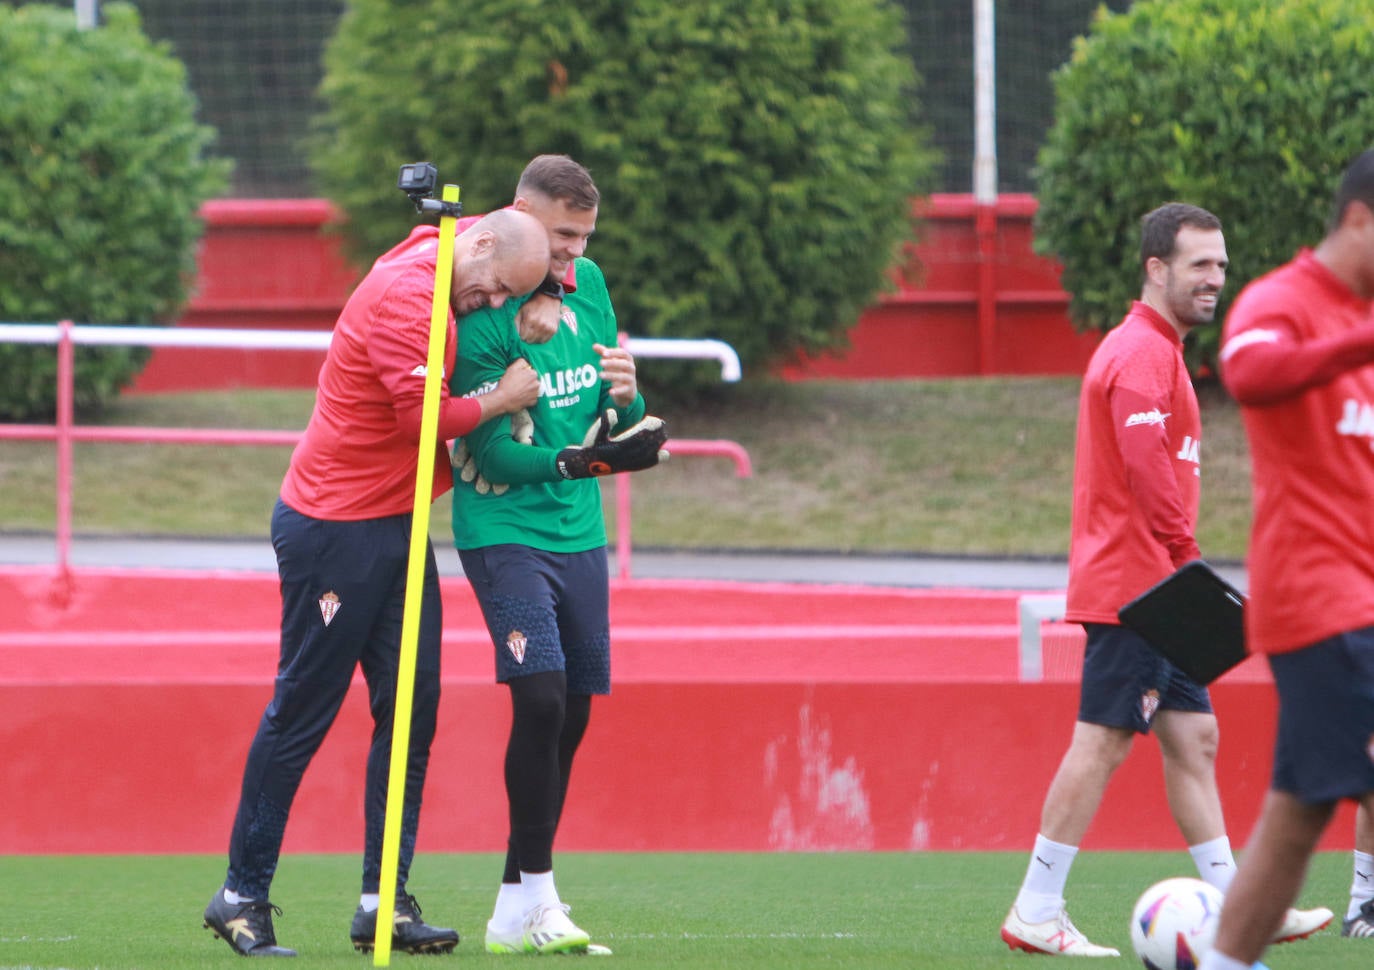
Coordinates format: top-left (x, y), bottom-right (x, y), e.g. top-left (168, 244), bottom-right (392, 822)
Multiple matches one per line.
top-left (1078, 623), bottom-right (1212, 733)
top-left (458, 544), bottom-right (611, 695)
top-left (1269, 626), bottom-right (1374, 804)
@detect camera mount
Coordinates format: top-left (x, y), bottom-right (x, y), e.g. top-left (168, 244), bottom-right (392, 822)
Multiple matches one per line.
top-left (397, 162), bottom-right (463, 217)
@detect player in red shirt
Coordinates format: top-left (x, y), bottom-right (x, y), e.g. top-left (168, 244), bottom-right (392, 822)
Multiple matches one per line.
top-left (202, 209), bottom-right (550, 957)
top-left (1200, 150), bottom-right (1374, 970)
top-left (1002, 203), bottom-right (1331, 957)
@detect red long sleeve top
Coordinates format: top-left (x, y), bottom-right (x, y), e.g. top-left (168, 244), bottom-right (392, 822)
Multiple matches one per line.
top-left (279, 226), bottom-right (482, 520)
top-left (1220, 249), bottom-right (1374, 653)
top-left (1066, 302), bottom-right (1202, 624)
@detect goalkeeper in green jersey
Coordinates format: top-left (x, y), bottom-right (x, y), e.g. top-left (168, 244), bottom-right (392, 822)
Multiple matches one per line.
top-left (449, 155), bottom-right (667, 956)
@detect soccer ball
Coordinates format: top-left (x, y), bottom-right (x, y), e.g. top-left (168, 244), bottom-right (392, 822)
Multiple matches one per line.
top-left (1129, 877), bottom-right (1225, 970)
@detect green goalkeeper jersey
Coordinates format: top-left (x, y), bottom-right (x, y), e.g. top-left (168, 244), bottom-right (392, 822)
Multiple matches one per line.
top-left (450, 257), bottom-right (646, 552)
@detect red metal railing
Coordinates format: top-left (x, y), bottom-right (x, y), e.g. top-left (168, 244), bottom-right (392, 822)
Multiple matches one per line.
top-left (0, 322), bottom-right (750, 585)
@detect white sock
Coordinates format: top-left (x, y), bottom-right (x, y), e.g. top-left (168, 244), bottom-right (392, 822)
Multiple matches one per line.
top-left (1014, 834), bottom-right (1077, 923)
top-left (1196, 950), bottom-right (1251, 970)
top-left (359, 893), bottom-right (380, 913)
top-left (224, 888), bottom-right (252, 904)
top-left (490, 882), bottom-right (526, 930)
top-left (520, 870), bottom-right (560, 911)
top-left (1349, 850), bottom-right (1374, 919)
top-left (1189, 835), bottom-right (1237, 892)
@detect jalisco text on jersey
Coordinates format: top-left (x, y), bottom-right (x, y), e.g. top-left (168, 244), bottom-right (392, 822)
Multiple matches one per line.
top-left (463, 363), bottom-right (599, 405)
top-left (539, 363), bottom-right (598, 398)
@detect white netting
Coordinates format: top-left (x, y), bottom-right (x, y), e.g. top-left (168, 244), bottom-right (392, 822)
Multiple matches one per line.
top-left (19, 0), bottom-right (342, 196)
top-left (898, 0), bottom-right (1132, 193)
top-left (24, 0), bottom-right (1135, 197)
top-left (1016, 594), bottom-right (1086, 682)
top-left (1038, 620), bottom-right (1086, 682)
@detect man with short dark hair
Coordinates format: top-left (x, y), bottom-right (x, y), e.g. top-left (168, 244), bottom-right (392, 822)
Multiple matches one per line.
top-left (1200, 149), bottom-right (1374, 970)
top-left (1000, 202), bottom-right (1331, 957)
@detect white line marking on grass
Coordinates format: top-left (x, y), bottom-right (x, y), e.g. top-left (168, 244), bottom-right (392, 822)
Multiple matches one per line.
top-left (604, 932), bottom-right (858, 940)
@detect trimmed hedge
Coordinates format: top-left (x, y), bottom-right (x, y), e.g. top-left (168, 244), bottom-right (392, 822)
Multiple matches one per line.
top-left (0, 2), bottom-right (228, 419)
top-left (1034, 0), bottom-right (1374, 368)
top-left (312, 0), bottom-right (938, 389)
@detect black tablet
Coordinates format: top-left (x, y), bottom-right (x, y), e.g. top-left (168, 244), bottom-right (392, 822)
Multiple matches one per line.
top-left (1117, 560), bottom-right (1248, 685)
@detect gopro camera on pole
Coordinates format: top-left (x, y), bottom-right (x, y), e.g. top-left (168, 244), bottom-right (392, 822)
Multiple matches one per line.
top-left (398, 162), bottom-right (462, 218)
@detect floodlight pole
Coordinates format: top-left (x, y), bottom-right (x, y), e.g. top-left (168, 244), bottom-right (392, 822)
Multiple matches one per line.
top-left (973, 0), bottom-right (998, 375)
top-left (373, 180), bottom-right (461, 966)
top-left (74, 0), bottom-right (98, 29)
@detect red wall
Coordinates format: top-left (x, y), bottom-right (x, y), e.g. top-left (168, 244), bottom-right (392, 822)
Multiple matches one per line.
top-left (780, 195), bottom-right (1101, 380)
top-left (129, 194), bottom-right (1099, 393)
top-left (3, 567), bottom-right (1352, 856)
top-left (129, 200), bottom-right (352, 393)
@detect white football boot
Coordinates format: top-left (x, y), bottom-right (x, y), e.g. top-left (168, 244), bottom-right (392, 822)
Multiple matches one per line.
top-left (522, 902), bottom-right (591, 955)
top-left (1000, 905), bottom-right (1120, 957)
top-left (1272, 904), bottom-right (1333, 943)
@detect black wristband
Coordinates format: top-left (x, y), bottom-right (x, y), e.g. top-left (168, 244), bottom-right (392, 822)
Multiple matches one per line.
top-left (537, 278), bottom-right (565, 301)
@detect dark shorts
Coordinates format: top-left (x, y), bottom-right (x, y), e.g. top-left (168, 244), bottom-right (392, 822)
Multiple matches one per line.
top-left (1269, 626), bottom-right (1374, 804)
top-left (458, 544), bottom-right (611, 695)
top-left (1078, 623), bottom-right (1212, 733)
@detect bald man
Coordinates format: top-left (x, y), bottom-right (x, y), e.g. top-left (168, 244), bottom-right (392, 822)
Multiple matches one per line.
top-left (203, 209), bottom-right (550, 957)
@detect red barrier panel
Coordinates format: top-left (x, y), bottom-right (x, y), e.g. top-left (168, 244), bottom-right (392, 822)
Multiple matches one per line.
top-left (779, 195), bottom-right (1101, 379)
top-left (130, 200), bottom-right (351, 393)
top-left (128, 194), bottom-right (1099, 393)
top-left (2, 568), bottom-right (1349, 855)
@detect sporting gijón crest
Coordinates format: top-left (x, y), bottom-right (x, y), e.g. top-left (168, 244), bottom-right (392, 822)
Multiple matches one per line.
top-left (1140, 689), bottom-right (1160, 725)
top-left (318, 590), bottom-right (341, 627)
top-left (506, 629), bottom-right (527, 664)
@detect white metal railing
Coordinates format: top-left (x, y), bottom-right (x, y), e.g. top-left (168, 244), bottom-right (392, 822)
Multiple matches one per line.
top-left (620, 337), bottom-right (741, 382)
top-left (0, 322), bottom-right (750, 585)
top-left (0, 322), bottom-right (332, 350)
top-left (0, 324), bottom-right (743, 383)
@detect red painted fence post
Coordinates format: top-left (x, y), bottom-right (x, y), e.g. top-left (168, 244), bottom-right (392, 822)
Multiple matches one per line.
top-left (52, 320), bottom-right (75, 604)
top-left (975, 202), bottom-right (998, 375)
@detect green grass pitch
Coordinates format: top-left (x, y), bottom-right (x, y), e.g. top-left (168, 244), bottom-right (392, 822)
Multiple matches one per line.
top-left (0, 851), bottom-right (1362, 968)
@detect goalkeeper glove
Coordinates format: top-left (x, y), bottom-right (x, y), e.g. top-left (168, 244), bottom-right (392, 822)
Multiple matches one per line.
top-left (556, 409), bottom-right (669, 479)
top-left (451, 408), bottom-right (534, 496)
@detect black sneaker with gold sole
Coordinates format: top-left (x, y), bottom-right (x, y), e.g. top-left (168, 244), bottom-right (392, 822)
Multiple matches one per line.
top-left (349, 893), bottom-right (459, 955)
top-left (203, 891), bottom-right (297, 957)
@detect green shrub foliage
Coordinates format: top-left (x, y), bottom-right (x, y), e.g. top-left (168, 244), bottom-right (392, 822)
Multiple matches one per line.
top-left (0, 2), bottom-right (229, 420)
top-left (313, 0), bottom-right (938, 386)
top-left (1034, 0), bottom-right (1374, 368)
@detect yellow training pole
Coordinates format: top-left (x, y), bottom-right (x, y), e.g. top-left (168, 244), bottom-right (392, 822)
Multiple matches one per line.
top-left (374, 182), bottom-right (460, 966)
